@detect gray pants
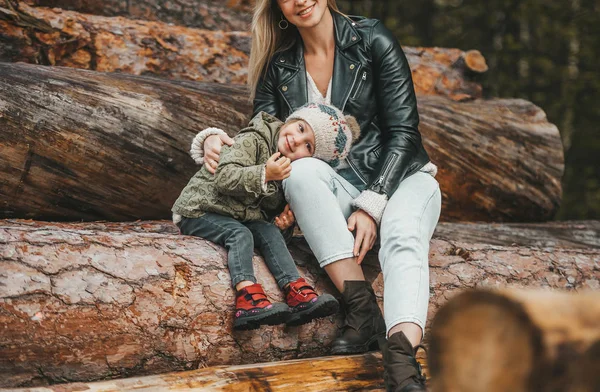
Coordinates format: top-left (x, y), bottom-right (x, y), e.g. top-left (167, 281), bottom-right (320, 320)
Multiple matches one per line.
top-left (283, 158), bottom-right (441, 335)
top-left (179, 213), bottom-right (301, 289)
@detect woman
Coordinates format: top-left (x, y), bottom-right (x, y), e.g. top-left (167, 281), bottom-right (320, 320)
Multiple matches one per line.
top-left (201, 1), bottom-right (441, 390)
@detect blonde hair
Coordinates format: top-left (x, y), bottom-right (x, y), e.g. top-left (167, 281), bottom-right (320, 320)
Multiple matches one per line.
top-left (248, 0), bottom-right (342, 101)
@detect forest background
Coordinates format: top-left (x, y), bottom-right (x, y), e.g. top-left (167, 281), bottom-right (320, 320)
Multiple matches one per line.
top-left (338, 0), bottom-right (599, 220)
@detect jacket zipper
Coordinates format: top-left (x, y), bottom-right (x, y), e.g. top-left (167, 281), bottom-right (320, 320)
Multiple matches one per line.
top-left (351, 71), bottom-right (367, 100)
top-left (341, 65), bottom-right (362, 110)
top-left (371, 153), bottom-right (399, 193)
top-left (347, 157), bottom-right (368, 185)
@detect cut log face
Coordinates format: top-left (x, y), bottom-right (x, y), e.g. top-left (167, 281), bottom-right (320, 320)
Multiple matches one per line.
top-left (0, 63), bottom-right (563, 222)
top-left (428, 289), bottom-right (600, 392)
top-left (22, 0), bottom-right (253, 30)
top-left (0, 219), bottom-right (598, 387)
top-left (0, 2), bottom-right (484, 100)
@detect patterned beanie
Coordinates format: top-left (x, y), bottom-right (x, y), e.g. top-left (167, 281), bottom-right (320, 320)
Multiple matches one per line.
top-left (285, 103), bottom-right (361, 167)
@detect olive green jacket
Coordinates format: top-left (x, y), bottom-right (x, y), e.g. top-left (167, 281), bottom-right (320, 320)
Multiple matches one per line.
top-left (172, 112), bottom-right (287, 222)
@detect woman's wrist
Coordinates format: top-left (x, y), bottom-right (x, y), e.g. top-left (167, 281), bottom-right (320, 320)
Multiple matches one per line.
top-left (352, 190), bottom-right (389, 225)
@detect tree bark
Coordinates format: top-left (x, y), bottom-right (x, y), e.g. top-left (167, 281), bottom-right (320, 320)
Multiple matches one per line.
top-left (428, 289), bottom-right (600, 392)
top-left (0, 62), bottom-right (563, 222)
top-left (1, 219), bottom-right (598, 387)
top-left (22, 0), bottom-right (253, 31)
top-left (3, 353), bottom-right (386, 391)
top-left (0, 1), bottom-right (485, 100)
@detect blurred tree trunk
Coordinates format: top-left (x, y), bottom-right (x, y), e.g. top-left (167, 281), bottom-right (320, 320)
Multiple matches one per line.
top-left (560, 0), bottom-right (581, 152)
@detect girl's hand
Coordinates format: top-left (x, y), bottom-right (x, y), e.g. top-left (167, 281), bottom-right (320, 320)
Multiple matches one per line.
top-left (274, 204), bottom-right (295, 230)
top-left (347, 210), bottom-right (377, 265)
top-left (265, 152), bottom-right (291, 182)
top-left (204, 134), bottom-right (234, 174)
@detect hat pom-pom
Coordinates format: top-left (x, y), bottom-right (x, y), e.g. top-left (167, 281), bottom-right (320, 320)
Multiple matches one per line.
top-left (345, 115), bottom-right (361, 142)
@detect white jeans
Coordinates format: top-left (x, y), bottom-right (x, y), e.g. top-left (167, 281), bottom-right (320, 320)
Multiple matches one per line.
top-left (283, 158), bottom-right (441, 335)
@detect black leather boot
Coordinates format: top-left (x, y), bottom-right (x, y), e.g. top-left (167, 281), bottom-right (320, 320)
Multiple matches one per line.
top-left (382, 331), bottom-right (427, 392)
top-left (330, 280), bottom-right (386, 355)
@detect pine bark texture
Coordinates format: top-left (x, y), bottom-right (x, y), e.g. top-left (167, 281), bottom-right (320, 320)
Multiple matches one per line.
top-left (0, 1), bottom-right (484, 100)
top-left (1, 219), bottom-right (598, 387)
top-left (0, 62), bottom-right (563, 222)
top-left (429, 289), bottom-right (600, 392)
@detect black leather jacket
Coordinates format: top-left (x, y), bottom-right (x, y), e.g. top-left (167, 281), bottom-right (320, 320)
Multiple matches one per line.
top-left (253, 12), bottom-right (430, 197)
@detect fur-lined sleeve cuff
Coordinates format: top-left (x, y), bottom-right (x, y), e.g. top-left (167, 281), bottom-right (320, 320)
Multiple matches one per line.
top-left (189, 127), bottom-right (228, 165)
top-left (352, 190), bottom-right (389, 225)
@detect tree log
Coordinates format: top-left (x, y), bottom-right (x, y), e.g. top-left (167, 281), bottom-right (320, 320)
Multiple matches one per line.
top-left (0, 0), bottom-right (251, 84)
top-left (428, 289), bottom-right (600, 392)
top-left (2, 353), bottom-right (386, 391)
top-left (1, 219), bottom-right (598, 387)
top-left (21, 0), bottom-right (253, 31)
top-left (0, 1), bottom-right (485, 100)
top-left (0, 62), bottom-right (563, 222)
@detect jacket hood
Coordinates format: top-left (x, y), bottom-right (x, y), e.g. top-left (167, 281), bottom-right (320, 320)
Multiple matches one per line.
top-left (239, 111), bottom-right (283, 154)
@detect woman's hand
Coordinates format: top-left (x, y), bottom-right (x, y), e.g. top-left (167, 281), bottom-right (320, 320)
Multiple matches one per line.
top-left (274, 204), bottom-right (295, 230)
top-left (204, 134), bottom-right (235, 174)
top-left (265, 152), bottom-right (291, 182)
top-left (347, 210), bottom-right (377, 265)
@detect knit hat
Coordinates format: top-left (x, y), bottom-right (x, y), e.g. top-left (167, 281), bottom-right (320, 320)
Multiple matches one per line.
top-left (285, 103), bottom-right (361, 167)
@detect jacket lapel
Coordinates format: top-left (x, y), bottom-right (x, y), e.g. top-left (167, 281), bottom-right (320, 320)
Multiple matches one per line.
top-left (274, 41), bottom-right (307, 116)
top-left (331, 12), bottom-right (363, 111)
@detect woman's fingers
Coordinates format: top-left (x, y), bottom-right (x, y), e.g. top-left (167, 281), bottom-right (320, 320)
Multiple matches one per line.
top-left (347, 210), bottom-right (378, 264)
top-left (204, 157), bottom-right (217, 174)
top-left (353, 227), bottom-right (364, 259)
top-left (203, 138), bottom-right (223, 174)
top-left (219, 133), bottom-right (235, 146)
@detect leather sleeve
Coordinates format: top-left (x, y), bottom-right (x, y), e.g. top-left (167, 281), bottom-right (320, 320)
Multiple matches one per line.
top-left (252, 64), bottom-right (279, 118)
top-left (368, 21), bottom-right (422, 196)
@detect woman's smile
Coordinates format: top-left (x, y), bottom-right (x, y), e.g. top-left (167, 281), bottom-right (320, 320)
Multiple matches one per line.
top-left (298, 4), bottom-right (315, 18)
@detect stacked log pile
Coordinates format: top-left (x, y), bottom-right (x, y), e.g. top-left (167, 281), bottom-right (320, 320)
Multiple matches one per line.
top-left (0, 0), bottom-right (597, 390)
top-left (1, 220), bottom-right (598, 387)
top-left (1, 0), bottom-right (484, 98)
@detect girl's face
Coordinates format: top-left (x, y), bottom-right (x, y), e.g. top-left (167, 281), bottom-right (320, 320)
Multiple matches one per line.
top-left (276, 0), bottom-right (328, 30)
top-left (277, 119), bottom-right (315, 161)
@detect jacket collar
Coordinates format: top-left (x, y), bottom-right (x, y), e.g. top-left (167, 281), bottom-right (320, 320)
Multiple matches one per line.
top-left (272, 11), bottom-right (362, 113)
top-left (332, 11), bottom-right (362, 50)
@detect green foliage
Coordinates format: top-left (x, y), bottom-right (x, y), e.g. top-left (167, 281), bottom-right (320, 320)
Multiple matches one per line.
top-left (338, 0), bottom-right (600, 219)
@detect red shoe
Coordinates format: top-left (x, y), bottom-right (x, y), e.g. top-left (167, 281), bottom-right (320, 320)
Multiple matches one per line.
top-left (234, 283), bottom-right (290, 330)
top-left (285, 278), bottom-right (339, 326)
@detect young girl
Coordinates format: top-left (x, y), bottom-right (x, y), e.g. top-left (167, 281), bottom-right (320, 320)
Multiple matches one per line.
top-left (173, 102), bottom-right (360, 330)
